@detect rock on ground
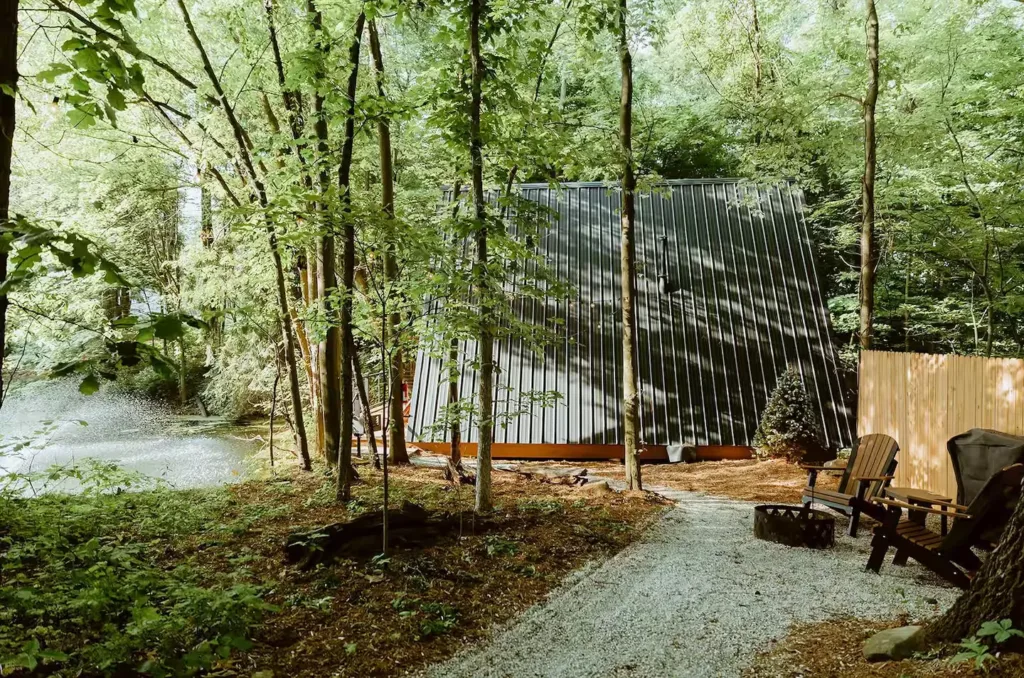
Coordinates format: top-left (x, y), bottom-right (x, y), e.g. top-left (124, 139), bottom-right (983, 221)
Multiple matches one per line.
top-left (863, 625), bottom-right (926, 661)
top-left (423, 491), bottom-right (958, 678)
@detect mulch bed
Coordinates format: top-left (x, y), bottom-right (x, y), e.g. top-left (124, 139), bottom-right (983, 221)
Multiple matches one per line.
top-left (744, 617), bottom-right (1024, 678)
top-left (187, 460), bottom-right (668, 677)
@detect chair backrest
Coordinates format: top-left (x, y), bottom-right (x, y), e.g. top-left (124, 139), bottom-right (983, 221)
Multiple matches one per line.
top-left (942, 463), bottom-right (1024, 556)
top-left (947, 429), bottom-right (1024, 506)
top-left (840, 433), bottom-right (899, 498)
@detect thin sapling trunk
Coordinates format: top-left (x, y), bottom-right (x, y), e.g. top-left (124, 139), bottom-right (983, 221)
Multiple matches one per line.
top-left (618, 0), bottom-right (642, 490)
top-left (469, 0), bottom-right (494, 513)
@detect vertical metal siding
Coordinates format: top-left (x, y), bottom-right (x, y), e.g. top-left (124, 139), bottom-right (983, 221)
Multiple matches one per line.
top-left (408, 180), bottom-right (855, 449)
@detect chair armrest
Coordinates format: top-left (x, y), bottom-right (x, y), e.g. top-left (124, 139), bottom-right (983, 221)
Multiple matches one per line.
top-left (882, 489), bottom-right (968, 511)
top-left (872, 497), bottom-right (972, 519)
top-left (920, 497), bottom-right (970, 511)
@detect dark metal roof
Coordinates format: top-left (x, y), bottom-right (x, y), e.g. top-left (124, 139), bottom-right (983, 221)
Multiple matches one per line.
top-left (409, 180), bottom-right (854, 449)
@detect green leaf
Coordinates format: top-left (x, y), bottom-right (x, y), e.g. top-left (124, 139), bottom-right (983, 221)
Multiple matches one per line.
top-left (71, 48), bottom-right (104, 72)
top-left (112, 315), bottom-right (138, 328)
top-left (37, 649), bottom-right (69, 662)
top-left (60, 38), bottom-right (86, 51)
top-left (67, 108), bottom-right (97, 129)
top-left (79, 374), bottom-right (100, 395)
top-left (107, 87), bottom-right (126, 111)
top-left (37, 63), bottom-right (73, 82)
top-left (152, 316), bottom-right (185, 341)
top-left (69, 73), bottom-right (91, 93)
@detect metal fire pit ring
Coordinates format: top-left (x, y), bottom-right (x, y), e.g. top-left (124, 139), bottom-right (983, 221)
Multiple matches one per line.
top-left (754, 504), bottom-right (835, 549)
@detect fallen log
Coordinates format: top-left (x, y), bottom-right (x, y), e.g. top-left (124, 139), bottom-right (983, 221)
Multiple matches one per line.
top-left (285, 501), bottom-right (430, 568)
top-left (509, 466), bottom-right (589, 486)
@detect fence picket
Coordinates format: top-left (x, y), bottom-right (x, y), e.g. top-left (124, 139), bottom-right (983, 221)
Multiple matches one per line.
top-left (859, 350), bottom-right (1024, 496)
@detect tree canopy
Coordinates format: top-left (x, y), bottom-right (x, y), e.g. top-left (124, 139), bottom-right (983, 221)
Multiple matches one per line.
top-left (3, 0), bottom-right (1024, 434)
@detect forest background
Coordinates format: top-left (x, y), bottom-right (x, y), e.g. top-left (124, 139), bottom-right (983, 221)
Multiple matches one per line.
top-left (3, 0), bottom-right (1023, 452)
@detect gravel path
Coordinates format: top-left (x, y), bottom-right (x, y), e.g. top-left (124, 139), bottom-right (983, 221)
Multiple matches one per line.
top-left (423, 485), bottom-right (959, 678)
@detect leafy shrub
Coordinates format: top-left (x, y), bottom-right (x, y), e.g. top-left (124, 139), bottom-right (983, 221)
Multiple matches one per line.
top-left (482, 535), bottom-right (519, 557)
top-left (391, 595), bottom-right (459, 640)
top-left (0, 465), bottom-right (272, 676)
top-left (753, 366), bottom-right (826, 462)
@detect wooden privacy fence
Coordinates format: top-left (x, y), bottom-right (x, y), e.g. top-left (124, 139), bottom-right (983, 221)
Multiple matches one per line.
top-left (858, 350), bottom-right (1024, 497)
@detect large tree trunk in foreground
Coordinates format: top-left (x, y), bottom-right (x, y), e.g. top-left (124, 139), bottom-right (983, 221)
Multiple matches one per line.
top-left (618, 0), bottom-right (642, 491)
top-left (859, 0), bottom-right (879, 350)
top-left (469, 0), bottom-right (493, 513)
top-left (930, 485), bottom-right (1024, 640)
top-left (336, 12), bottom-right (366, 501)
top-left (0, 0), bottom-right (17, 411)
top-left (175, 0), bottom-right (310, 469)
top-left (368, 19), bottom-right (409, 466)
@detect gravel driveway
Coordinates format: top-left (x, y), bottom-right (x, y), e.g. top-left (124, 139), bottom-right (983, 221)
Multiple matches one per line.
top-left (423, 486), bottom-right (959, 678)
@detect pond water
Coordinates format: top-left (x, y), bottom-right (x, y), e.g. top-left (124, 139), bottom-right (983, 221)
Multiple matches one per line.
top-left (0, 380), bottom-right (260, 491)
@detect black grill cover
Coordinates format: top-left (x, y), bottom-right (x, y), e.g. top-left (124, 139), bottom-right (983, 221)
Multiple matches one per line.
top-left (947, 429), bottom-right (1024, 506)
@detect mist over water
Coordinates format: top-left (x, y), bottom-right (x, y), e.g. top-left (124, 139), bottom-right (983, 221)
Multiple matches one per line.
top-left (0, 380), bottom-right (258, 490)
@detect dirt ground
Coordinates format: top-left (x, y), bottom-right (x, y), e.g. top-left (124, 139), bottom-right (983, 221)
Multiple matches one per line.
top-left (530, 458), bottom-right (841, 503)
top-left (199, 460), bottom-right (668, 677)
top-left (745, 617), bottom-right (1024, 678)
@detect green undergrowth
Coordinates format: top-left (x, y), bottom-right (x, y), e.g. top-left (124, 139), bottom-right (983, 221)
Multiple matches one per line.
top-left (0, 483), bottom-right (273, 676)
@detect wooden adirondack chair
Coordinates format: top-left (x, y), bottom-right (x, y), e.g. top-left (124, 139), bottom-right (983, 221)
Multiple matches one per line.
top-left (801, 433), bottom-right (899, 537)
top-left (865, 464), bottom-right (1024, 589)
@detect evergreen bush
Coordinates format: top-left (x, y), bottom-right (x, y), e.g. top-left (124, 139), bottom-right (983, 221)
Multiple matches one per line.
top-left (753, 366), bottom-right (826, 462)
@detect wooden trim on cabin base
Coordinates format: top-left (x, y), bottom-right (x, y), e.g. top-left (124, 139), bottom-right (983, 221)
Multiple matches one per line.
top-left (412, 442), bottom-right (753, 462)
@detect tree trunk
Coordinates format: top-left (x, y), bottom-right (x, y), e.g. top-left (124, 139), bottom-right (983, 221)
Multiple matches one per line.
top-left (350, 336), bottom-right (379, 466)
top-left (304, 247), bottom-right (325, 453)
top-left (447, 337), bottom-right (462, 467)
top-left (307, 0), bottom-right (342, 467)
top-left (200, 179), bottom-right (213, 247)
top-left (0, 0), bottom-right (17, 411)
top-left (336, 11), bottom-right (366, 501)
top-left (368, 19), bottom-right (409, 466)
top-left (178, 336), bottom-right (187, 407)
top-left (929, 481), bottom-right (1024, 640)
top-left (446, 182), bottom-right (464, 467)
top-left (316, 238), bottom-right (330, 459)
top-left (748, 0), bottom-right (763, 102)
top-left (859, 0), bottom-right (879, 350)
top-left (469, 0), bottom-right (493, 513)
top-left (618, 0), bottom-right (642, 491)
top-left (175, 0), bottom-right (310, 469)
